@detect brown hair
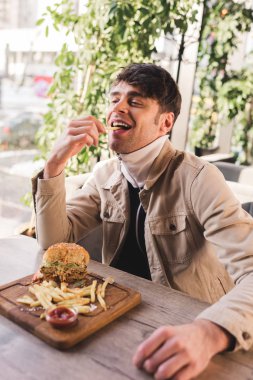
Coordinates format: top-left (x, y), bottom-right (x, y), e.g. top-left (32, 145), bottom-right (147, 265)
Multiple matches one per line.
top-left (112, 63), bottom-right (182, 121)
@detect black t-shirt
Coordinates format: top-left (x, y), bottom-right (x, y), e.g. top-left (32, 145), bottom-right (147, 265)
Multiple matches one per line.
top-left (112, 182), bottom-right (151, 280)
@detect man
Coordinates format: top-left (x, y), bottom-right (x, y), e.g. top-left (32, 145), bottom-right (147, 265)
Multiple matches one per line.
top-left (32, 63), bottom-right (253, 380)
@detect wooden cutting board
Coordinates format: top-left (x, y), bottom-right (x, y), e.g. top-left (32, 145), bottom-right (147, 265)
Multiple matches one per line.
top-left (0, 272), bottom-right (141, 349)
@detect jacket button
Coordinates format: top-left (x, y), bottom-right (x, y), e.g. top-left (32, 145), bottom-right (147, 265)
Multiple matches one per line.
top-left (242, 331), bottom-right (251, 340)
top-left (170, 223), bottom-right (176, 231)
top-left (103, 211), bottom-right (110, 218)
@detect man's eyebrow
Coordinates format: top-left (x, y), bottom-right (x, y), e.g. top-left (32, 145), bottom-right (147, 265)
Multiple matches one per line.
top-left (109, 90), bottom-right (144, 98)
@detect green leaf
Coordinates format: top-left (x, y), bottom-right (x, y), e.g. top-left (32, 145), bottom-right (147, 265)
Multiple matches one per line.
top-left (45, 25), bottom-right (49, 37)
top-left (36, 18), bottom-right (45, 26)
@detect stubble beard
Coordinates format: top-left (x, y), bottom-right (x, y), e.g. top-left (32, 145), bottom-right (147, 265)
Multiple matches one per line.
top-left (109, 137), bottom-right (134, 154)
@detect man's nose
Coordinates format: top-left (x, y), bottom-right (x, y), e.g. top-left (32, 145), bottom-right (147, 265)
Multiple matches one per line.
top-left (112, 99), bottom-right (129, 113)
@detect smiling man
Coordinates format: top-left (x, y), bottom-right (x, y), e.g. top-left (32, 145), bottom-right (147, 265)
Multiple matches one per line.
top-left (33, 63), bottom-right (253, 380)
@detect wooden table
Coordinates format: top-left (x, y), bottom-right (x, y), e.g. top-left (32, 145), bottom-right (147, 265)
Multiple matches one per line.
top-left (1, 235), bottom-right (253, 380)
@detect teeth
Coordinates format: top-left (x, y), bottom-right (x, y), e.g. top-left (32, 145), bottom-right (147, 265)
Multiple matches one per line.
top-left (111, 121), bottom-right (131, 129)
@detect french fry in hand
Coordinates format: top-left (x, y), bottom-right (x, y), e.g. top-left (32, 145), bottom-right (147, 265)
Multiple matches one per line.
top-left (106, 126), bottom-right (121, 131)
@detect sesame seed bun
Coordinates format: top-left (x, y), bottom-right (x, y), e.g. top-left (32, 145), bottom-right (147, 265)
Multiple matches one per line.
top-left (43, 242), bottom-right (90, 266)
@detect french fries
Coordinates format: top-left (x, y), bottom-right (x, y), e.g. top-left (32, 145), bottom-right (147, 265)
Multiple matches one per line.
top-left (90, 280), bottom-right (97, 303)
top-left (29, 284), bottom-right (54, 309)
top-left (101, 276), bottom-right (114, 298)
top-left (17, 295), bottom-right (35, 305)
top-left (75, 305), bottom-right (91, 314)
top-left (96, 284), bottom-right (107, 310)
top-left (106, 126), bottom-right (121, 131)
top-left (17, 276), bottom-right (115, 317)
top-left (57, 298), bottom-right (90, 306)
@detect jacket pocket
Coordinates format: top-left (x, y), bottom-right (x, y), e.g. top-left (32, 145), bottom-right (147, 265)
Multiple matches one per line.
top-left (149, 215), bottom-right (192, 264)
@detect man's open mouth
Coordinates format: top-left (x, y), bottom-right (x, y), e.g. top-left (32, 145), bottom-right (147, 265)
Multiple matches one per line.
top-left (110, 121), bottom-right (132, 130)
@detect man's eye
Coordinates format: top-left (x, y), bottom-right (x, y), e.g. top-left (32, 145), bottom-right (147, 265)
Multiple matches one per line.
top-left (110, 99), bottom-right (119, 104)
top-left (130, 100), bottom-right (141, 106)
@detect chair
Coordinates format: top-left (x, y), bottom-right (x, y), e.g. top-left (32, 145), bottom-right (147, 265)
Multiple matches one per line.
top-left (242, 202), bottom-right (253, 217)
top-left (213, 162), bottom-right (253, 185)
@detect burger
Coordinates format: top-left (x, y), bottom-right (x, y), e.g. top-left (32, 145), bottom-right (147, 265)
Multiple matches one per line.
top-left (40, 242), bottom-right (90, 283)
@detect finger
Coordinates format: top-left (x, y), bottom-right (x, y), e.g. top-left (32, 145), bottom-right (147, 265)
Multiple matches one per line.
top-left (69, 120), bottom-right (104, 137)
top-left (87, 116), bottom-right (106, 133)
top-left (143, 337), bottom-right (183, 373)
top-left (64, 133), bottom-right (94, 152)
top-left (68, 126), bottom-right (99, 146)
top-left (71, 133), bottom-right (94, 147)
top-left (69, 120), bottom-right (95, 128)
top-left (32, 270), bottom-right (42, 282)
top-left (154, 353), bottom-right (189, 380)
top-left (70, 116), bottom-right (106, 133)
top-left (133, 326), bottom-right (173, 368)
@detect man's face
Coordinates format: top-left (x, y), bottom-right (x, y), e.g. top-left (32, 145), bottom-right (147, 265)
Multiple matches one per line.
top-left (106, 81), bottom-right (172, 154)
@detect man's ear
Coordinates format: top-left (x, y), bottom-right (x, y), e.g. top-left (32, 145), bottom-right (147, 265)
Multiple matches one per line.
top-left (159, 112), bottom-right (174, 135)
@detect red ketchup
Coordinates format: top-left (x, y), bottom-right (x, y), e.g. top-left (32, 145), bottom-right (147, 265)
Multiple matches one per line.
top-left (45, 306), bottom-right (78, 328)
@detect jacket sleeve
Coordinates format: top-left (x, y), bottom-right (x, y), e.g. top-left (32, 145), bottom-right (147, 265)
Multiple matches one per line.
top-left (32, 170), bottom-right (101, 250)
top-left (191, 163), bottom-right (253, 351)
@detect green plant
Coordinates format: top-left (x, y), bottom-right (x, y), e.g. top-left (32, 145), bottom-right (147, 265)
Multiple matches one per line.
top-left (220, 64), bottom-right (253, 164)
top-left (190, 0), bottom-right (253, 159)
top-left (36, 0), bottom-right (201, 175)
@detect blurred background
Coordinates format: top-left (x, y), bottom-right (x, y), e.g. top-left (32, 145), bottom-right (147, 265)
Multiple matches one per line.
top-left (0, 0), bottom-right (252, 238)
top-left (0, 0), bottom-right (59, 237)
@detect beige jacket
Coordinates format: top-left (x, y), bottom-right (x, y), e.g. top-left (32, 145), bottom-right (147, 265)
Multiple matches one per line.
top-left (32, 140), bottom-right (253, 350)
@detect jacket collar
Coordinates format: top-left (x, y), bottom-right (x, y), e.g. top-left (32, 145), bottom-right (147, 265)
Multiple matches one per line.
top-left (144, 139), bottom-right (177, 190)
top-left (101, 139), bottom-right (177, 191)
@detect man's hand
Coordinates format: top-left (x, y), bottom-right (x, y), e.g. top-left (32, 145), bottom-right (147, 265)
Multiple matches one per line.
top-left (133, 320), bottom-right (233, 380)
top-left (32, 269), bottom-right (43, 282)
top-left (44, 116), bottom-right (106, 179)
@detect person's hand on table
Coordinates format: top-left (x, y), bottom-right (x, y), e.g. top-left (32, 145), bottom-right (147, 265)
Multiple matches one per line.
top-left (32, 269), bottom-right (43, 282)
top-left (133, 319), bottom-right (233, 380)
top-left (44, 116), bottom-right (106, 179)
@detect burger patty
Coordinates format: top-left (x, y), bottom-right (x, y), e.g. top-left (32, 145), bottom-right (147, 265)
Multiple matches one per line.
top-left (40, 262), bottom-right (87, 283)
